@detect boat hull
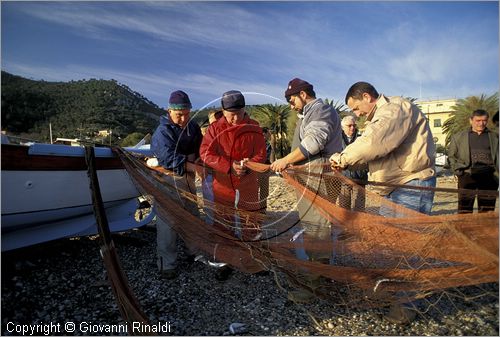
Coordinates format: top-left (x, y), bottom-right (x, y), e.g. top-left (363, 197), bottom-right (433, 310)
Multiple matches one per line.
top-left (1, 143), bottom-right (155, 251)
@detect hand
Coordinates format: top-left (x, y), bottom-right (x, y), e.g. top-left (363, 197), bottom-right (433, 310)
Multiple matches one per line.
top-left (329, 153), bottom-right (343, 171)
top-left (146, 157), bottom-right (159, 167)
top-left (232, 160), bottom-right (247, 176)
top-left (270, 157), bottom-right (289, 172)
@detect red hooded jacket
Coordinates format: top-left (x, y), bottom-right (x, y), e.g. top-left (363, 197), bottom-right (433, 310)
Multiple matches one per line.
top-left (200, 113), bottom-right (267, 210)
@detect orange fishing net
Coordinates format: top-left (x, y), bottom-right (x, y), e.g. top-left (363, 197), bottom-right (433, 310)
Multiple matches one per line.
top-left (116, 148), bottom-right (498, 309)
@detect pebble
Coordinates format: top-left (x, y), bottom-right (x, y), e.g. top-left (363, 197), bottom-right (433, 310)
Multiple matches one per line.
top-left (1, 176), bottom-right (498, 336)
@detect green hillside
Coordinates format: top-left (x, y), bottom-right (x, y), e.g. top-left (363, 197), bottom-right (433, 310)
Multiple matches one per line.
top-left (1, 71), bottom-right (165, 144)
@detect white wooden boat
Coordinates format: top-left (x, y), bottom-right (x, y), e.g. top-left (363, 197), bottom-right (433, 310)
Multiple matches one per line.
top-left (1, 142), bottom-right (155, 251)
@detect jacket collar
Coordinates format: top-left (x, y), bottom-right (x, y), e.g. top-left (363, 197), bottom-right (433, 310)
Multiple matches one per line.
top-left (160, 114), bottom-right (187, 128)
top-left (469, 127), bottom-right (490, 135)
top-left (367, 94), bottom-right (389, 121)
top-left (160, 114), bottom-right (174, 126)
top-left (302, 98), bottom-right (323, 117)
top-left (219, 112), bottom-right (251, 127)
top-left (160, 114), bottom-right (192, 136)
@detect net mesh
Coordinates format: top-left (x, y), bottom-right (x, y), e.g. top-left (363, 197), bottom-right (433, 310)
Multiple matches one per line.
top-left (115, 148), bottom-right (498, 310)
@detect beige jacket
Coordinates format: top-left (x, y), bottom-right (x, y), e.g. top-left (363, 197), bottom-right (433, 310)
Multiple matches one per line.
top-left (336, 95), bottom-right (436, 195)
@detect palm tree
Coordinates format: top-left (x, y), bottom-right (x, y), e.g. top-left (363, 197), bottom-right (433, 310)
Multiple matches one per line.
top-left (324, 97), bottom-right (350, 118)
top-left (442, 93), bottom-right (498, 146)
top-left (325, 97), bottom-right (367, 131)
top-left (252, 104), bottom-right (290, 159)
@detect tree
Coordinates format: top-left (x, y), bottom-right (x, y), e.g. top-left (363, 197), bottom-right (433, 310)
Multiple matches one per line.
top-left (120, 132), bottom-right (146, 147)
top-left (324, 98), bottom-right (350, 118)
top-left (1, 71), bottom-right (164, 142)
top-left (252, 104), bottom-right (291, 159)
top-left (442, 93), bottom-right (498, 146)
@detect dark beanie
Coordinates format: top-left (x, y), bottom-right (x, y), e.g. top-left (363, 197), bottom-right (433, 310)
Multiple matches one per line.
top-left (169, 90), bottom-right (192, 110)
top-left (221, 90), bottom-right (245, 111)
top-left (285, 78), bottom-right (313, 99)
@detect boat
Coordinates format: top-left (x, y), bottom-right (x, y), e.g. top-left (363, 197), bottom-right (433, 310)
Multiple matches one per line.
top-left (1, 139), bottom-right (155, 251)
top-left (435, 152), bottom-right (449, 176)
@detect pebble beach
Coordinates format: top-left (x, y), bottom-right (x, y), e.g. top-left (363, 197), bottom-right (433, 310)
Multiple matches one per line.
top-left (2, 176), bottom-right (498, 336)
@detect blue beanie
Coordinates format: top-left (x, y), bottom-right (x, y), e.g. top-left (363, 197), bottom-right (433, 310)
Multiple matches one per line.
top-left (169, 90), bottom-right (192, 110)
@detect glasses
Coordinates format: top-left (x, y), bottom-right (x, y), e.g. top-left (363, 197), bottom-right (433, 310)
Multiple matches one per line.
top-left (345, 124), bottom-right (356, 128)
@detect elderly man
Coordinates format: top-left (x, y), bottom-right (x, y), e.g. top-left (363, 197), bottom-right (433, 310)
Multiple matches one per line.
top-left (151, 90), bottom-right (202, 280)
top-left (200, 90), bottom-right (267, 215)
top-left (270, 78), bottom-right (342, 303)
top-left (200, 90), bottom-right (267, 279)
top-left (338, 115), bottom-right (368, 210)
top-left (330, 81), bottom-right (436, 216)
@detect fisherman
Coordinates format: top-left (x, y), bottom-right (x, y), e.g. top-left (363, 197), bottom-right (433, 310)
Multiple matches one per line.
top-left (330, 81), bottom-right (436, 216)
top-left (151, 90), bottom-right (202, 280)
top-left (330, 81), bottom-right (436, 323)
top-left (199, 90), bottom-right (267, 280)
top-left (270, 78), bottom-right (342, 303)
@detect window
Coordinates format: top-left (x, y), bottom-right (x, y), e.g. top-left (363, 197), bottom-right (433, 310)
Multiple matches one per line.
top-left (434, 119), bottom-right (442, 127)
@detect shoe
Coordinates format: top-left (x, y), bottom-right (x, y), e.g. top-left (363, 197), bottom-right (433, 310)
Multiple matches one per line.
top-left (215, 266), bottom-right (233, 281)
top-left (160, 269), bottom-right (177, 280)
top-left (384, 304), bottom-right (416, 324)
top-left (287, 288), bottom-right (315, 303)
top-left (185, 254), bottom-right (196, 264)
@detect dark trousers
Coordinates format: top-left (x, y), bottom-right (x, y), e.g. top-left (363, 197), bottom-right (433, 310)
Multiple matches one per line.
top-left (457, 172), bottom-right (498, 213)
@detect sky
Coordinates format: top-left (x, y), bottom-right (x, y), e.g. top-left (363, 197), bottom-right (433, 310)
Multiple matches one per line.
top-left (1, 1), bottom-right (499, 110)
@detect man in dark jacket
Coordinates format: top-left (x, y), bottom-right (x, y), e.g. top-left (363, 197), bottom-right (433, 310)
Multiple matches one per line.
top-left (151, 90), bottom-right (202, 279)
top-left (339, 115), bottom-right (368, 210)
top-left (448, 109), bottom-right (499, 213)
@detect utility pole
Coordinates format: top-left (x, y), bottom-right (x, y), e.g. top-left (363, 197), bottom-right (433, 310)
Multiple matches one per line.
top-left (49, 123), bottom-right (53, 144)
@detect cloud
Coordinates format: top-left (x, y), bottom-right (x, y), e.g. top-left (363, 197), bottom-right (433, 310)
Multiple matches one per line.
top-left (18, 2), bottom-right (286, 50)
top-left (5, 2), bottom-right (498, 106)
top-left (386, 33), bottom-right (496, 85)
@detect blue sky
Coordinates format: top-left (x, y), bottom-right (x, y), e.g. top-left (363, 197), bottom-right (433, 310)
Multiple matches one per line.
top-left (2, 1), bottom-right (499, 110)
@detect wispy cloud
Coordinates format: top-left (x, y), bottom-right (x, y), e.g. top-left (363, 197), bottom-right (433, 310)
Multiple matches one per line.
top-left (384, 20), bottom-right (497, 82)
top-left (20, 2), bottom-right (285, 50)
top-left (4, 1), bottom-right (498, 106)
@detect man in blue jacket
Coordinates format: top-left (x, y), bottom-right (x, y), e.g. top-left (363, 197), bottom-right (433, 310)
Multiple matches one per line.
top-left (151, 90), bottom-right (202, 279)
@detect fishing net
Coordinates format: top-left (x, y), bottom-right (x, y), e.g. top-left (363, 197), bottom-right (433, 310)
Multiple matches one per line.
top-left (115, 148), bottom-right (498, 311)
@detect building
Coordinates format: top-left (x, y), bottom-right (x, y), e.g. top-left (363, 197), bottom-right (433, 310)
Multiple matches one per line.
top-left (97, 130), bottom-right (111, 137)
top-left (54, 137), bottom-right (82, 146)
top-left (417, 98), bottom-right (458, 147)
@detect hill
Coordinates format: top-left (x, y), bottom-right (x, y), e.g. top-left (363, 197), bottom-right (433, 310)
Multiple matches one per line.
top-left (1, 71), bottom-right (165, 143)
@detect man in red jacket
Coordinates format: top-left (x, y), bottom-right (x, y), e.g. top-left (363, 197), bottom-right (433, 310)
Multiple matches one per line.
top-left (200, 90), bottom-right (267, 241)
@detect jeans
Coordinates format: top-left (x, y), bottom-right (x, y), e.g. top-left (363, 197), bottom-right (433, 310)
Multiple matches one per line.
top-left (383, 176), bottom-right (436, 216)
top-left (156, 217), bottom-right (177, 271)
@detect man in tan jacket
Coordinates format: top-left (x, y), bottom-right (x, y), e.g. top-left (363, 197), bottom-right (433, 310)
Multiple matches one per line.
top-left (330, 81), bottom-right (437, 324)
top-left (330, 81), bottom-right (436, 215)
